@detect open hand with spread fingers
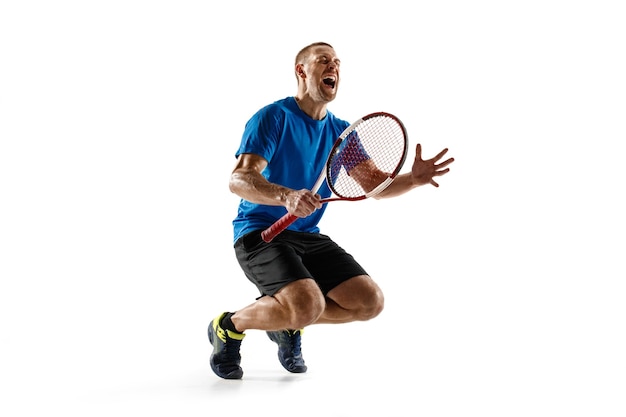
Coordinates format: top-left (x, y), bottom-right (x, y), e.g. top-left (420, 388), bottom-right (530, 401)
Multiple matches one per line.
top-left (411, 143), bottom-right (455, 187)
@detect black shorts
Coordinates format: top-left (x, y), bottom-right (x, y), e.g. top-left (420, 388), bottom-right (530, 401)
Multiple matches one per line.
top-left (234, 229), bottom-right (368, 297)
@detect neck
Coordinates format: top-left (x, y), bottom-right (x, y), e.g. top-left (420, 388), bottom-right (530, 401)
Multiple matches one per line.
top-left (294, 95), bottom-right (327, 120)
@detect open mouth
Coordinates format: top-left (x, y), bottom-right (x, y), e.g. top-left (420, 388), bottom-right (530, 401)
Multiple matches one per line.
top-left (323, 77), bottom-right (336, 89)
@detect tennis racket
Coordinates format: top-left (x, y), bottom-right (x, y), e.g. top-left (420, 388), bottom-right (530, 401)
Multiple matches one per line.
top-left (261, 111), bottom-right (409, 243)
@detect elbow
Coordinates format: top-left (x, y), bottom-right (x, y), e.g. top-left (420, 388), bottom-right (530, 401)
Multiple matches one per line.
top-left (228, 174), bottom-right (240, 195)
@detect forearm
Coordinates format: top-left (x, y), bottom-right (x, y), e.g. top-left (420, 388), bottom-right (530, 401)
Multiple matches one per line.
top-left (229, 170), bottom-right (291, 206)
top-left (373, 172), bottom-right (421, 199)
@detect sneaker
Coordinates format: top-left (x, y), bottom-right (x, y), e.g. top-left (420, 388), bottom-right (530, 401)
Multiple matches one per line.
top-left (266, 329), bottom-right (307, 373)
top-left (208, 313), bottom-right (245, 379)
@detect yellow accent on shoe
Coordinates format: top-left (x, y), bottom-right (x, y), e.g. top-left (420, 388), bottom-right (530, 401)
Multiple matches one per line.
top-left (226, 329), bottom-right (245, 340)
top-left (211, 313), bottom-right (245, 342)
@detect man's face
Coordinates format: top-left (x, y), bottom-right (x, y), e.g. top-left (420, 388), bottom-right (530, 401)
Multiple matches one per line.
top-left (300, 46), bottom-right (341, 102)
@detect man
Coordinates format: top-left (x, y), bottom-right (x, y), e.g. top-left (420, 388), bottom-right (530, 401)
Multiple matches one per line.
top-left (208, 42), bottom-right (454, 379)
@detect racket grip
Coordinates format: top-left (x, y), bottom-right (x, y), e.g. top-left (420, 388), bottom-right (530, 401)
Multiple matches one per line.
top-left (261, 213), bottom-right (298, 243)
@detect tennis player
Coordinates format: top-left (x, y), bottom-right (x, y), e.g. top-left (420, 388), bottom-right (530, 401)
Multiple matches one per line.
top-left (209, 41), bottom-right (454, 379)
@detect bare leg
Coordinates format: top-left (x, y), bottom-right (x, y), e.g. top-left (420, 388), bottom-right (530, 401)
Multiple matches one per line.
top-left (231, 275), bottom-right (383, 331)
top-left (231, 278), bottom-right (326, 332)
top-left (316, 275), bottom-right (384, 324)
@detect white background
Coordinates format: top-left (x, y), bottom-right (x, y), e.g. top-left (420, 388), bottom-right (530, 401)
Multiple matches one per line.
top-left (1, 1), bottom-right (625, 416)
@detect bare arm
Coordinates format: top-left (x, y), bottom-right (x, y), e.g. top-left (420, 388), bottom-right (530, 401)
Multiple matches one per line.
top-left (229, 153), bottom-right (322, 218)
top-left (354, 144), bottom-right (455, 199)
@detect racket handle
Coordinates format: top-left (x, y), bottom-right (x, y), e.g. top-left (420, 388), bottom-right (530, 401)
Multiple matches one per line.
top-left (261, 213), bottom-right (298, 243)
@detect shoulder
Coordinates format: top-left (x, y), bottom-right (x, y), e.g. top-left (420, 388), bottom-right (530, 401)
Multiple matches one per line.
top-left (246, 97), bottom-right (297, 128)
top-left (254, 97), bottom-right (296, 117)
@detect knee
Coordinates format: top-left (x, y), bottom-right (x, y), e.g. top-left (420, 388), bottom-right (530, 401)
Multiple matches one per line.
top-left (278, 280), bottom-right (326, 329)
top-left (290, 291), bottom-right (326, 328)
top-left (360, 288), bottom-right (384, 321)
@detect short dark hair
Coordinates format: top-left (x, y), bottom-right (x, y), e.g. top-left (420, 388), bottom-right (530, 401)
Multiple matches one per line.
top-left (295, 42), bottom-right (334, 65)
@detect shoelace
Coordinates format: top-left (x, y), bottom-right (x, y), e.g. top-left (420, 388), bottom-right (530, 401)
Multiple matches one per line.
top-left (286, 330), bottom-right (303, 357)
top-left (219, 329), bottom-right (242, 361)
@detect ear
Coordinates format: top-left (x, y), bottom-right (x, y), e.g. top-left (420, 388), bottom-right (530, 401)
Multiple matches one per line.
top-left (295, 64), bottom-right (306, 79)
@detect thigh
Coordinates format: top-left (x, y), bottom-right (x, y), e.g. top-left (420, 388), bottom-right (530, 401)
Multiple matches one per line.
top-left (299, 233), bottom-right (369, 295)
top-left (326, 274), bottom-right (383, 310)
top-left (234, 230), bottom-right (312, 297)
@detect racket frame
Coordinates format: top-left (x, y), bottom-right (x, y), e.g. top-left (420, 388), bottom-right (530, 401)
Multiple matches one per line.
top-left (261, 112), bottom-right (408, 242)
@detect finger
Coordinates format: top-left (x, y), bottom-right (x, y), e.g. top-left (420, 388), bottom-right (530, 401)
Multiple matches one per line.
top-left (435, 157), bottom-right (455, 169)
top-left (434, 168), bottom-right (450, 176)
top-left (433, 148), bottom-right (449, 161)
top-left (430, 179), bottom-right (440, 187)
top-left (414, 143), bottom-right (423, 160)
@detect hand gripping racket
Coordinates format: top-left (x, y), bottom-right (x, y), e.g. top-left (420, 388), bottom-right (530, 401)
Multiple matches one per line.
top-left (261, 112), bottom-right (409, 243)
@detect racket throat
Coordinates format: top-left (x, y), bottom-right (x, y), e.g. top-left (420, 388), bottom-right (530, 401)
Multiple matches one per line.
top-left (365, 177), bottom-right (395, 198)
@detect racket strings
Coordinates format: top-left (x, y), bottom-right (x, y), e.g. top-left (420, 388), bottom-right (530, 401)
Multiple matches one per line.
top-left (328, 115), bottom-right (406, 198)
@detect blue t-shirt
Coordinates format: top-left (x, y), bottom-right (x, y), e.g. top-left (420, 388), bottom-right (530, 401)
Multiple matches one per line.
top-left (232, 97), bottom-right (350, 243)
